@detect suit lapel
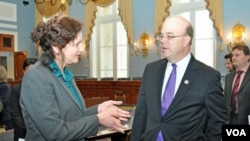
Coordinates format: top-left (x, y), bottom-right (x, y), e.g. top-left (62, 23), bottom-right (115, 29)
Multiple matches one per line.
top-left (71, 79), bottom-right (86, 108)
top-left (156, 59), bottom-right (168, 116)
top-left (239, 66), bottom-right (250, 92)
top-left (56, 76), bottom-right (84, 110)
top-left (39, 63), bottom-right (84, 110)
top-left (227, 72), bottom-right (236, 96)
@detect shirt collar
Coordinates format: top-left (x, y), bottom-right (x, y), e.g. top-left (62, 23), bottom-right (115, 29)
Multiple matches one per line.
top-left (168, 53), bottom-right (191, 70)
top-left (49, 61), bottom-right (73, 82)
top-left (236, 63), bottom-right (250, 73)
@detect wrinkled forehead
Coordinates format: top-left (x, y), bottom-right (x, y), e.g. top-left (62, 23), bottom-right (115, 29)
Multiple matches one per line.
top-left (161, 17), bottom-right (188, 35)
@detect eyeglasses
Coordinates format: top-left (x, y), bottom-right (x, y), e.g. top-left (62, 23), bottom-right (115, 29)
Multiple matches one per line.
top-left (156, 33), bottom-right (187, 41)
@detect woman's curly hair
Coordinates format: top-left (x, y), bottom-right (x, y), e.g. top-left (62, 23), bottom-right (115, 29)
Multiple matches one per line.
top-left (30, 15), bottom-right (82, 66)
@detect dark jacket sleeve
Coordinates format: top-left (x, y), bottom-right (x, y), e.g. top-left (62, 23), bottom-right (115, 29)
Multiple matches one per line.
top-left (9, 84), bottom-right (26, 129)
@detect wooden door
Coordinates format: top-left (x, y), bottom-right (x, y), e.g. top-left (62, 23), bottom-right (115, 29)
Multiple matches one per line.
top-left (14, 51), bottom-right (27, 80)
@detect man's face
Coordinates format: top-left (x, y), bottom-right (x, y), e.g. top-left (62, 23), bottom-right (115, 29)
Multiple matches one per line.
top-left (159, 17), bottom-right (190, 63)
top-left (232, 49), bottom-right (250, 69)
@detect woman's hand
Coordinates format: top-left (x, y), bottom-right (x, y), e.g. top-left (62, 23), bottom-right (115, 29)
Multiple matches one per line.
top-left (97, 100), bottom-right (131, 133)
top-left (98, 100), bottom-right (122, 113)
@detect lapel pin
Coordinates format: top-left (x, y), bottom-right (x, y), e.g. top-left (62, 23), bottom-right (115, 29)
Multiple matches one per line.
top-left (184, 80), bottom-right (189, 85)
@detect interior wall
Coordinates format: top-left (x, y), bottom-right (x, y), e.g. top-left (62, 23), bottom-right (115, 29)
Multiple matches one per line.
top-left (1, 0), bottom-right (250, 79)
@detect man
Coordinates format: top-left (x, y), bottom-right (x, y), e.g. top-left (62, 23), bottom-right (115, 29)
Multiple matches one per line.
top-left (224, 53), bottom-right (235, 72)
top-left (130, 16), bottom-right (229, 141)
top-left (8, 58), bottom-right (37, 141)
top-left (224, 45), bottom-right (250, 124)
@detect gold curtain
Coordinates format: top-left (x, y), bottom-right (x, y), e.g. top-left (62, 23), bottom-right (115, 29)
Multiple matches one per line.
top-left (95, 0), bottom-right (115, 7)
top-left (84, 1), bottom-right (97, 51)
top-left (35, 0), bottom-right (69, 18)
top-left (154, 0), bottom-right (171, 45)
top-left (35, 0), bottom-right (61, 18)
top-left (83, 0), bottom-right (133, 50)
top-left (205, 0), bottom-right (223, 41)
top-left (118, 0), bottom-right (133, 47)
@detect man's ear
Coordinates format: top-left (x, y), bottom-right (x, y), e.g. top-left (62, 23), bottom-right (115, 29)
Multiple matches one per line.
top-left (247, 54), bottom-right (250, 62)
top-left (184, 36), bottom-right (191, 47)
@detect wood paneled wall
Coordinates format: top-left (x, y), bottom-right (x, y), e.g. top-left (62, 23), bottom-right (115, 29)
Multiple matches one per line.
top-left (9, 80), bottom-right (141, 105)
top-left (76, 80), bottom-right (140, 105)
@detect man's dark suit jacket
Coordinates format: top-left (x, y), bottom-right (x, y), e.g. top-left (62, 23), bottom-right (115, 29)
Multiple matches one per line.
top-left (224, 66), bottom-right (250, 124)
top-left (130, 55), bottom-right (229, 141)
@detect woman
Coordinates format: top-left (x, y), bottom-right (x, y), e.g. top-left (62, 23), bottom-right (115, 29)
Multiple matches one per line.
top-left (20, 15), bottom-right (130, 141)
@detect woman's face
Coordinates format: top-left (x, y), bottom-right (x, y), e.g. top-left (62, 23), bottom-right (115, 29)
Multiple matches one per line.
top-left (61, 31), bottom-right (84, 65)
